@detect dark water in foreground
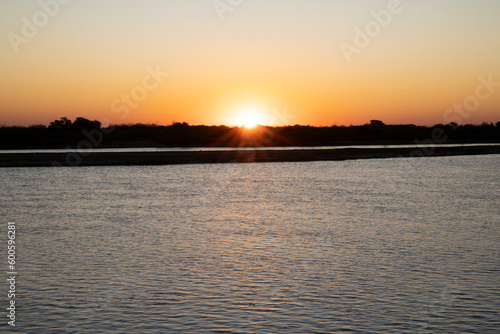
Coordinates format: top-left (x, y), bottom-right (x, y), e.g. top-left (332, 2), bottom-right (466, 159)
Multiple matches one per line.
top-left (1, 155), bottom-right (499, 333)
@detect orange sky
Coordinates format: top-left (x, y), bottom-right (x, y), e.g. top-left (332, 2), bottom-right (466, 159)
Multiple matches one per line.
top-left (1, 0), bottom-right (499, 127)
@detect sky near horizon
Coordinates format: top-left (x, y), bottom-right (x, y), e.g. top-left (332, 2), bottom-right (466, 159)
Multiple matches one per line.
top-left (1, 0), bottom-right (499, 127)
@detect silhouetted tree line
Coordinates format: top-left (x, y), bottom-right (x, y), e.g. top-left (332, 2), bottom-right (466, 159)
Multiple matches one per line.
top-left (0, 117), bottom-right (499, 149)
top-left (48, 117), bottom-right (101, 131)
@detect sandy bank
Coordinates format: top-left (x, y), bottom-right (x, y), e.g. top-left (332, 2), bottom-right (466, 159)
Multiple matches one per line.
top-left (1, 145), bottom-right (499, 167)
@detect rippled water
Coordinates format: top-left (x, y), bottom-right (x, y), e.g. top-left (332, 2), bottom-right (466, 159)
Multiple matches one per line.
top-left (1, 155), bottom-right (499, 333)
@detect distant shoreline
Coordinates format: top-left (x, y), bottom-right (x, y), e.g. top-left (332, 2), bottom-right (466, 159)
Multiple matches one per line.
top-left (1, 145), bottom-right (499, 167)
top-left (2, 121), bottom-right (499, 151)
top-left (1, 142), bottom-right (499, 154)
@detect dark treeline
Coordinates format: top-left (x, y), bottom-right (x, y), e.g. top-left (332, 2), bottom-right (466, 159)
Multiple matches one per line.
top-left (1, 117), bottom-right (499, 149)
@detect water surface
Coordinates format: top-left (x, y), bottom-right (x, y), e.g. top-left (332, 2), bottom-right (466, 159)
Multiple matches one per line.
top-left (1, 142), bottom-right (499, 154)
top-left (1, 155), bottom-right (499, 333)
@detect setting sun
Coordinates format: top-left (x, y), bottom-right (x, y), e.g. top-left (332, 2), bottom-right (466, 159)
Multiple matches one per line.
top-left (232, 107), bottom-right (267, 128)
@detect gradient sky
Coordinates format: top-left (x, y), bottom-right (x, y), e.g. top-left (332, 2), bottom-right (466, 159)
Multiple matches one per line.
top-left (1, 0), bottom-right (499, 126)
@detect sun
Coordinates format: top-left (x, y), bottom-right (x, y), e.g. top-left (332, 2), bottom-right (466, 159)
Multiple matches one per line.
top-left (233, 107), bottom-right (267, 128)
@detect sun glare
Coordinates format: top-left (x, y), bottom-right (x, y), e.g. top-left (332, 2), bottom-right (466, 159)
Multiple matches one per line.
top-left (233, 107), bottom-right (267, 128)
